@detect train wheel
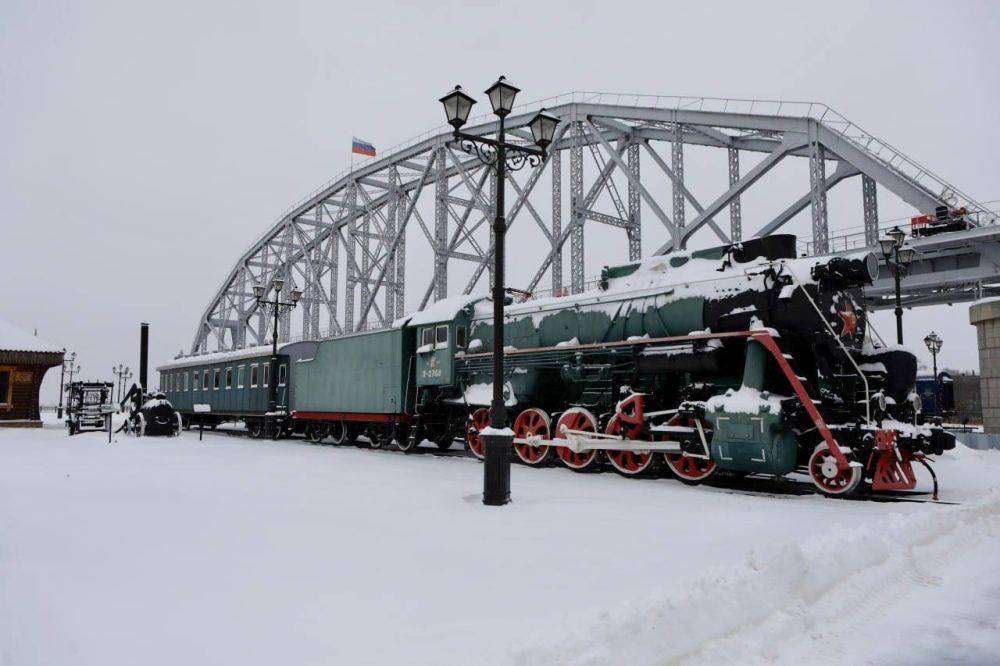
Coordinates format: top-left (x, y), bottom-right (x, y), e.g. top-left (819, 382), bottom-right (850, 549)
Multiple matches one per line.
top-left (513, 408), bottom-right (552, 465)
top-left (307, 423), bottom-right (328, 444)
top-left (247, 421), bottom-right (264, 439)
top-left (605, 415), bottom-right (655, 476)
top-left (466, 408), bottom-right (491, 460)
top-left (328, 421), bottom-right (347, 445)
top-left (555, 408), bottom-right (601, 471)
top-left (662, 413), bottom-right (717, 484)
top-left (808, 443), bottom-right (863, 498)
top-left (436, 436), bottom-right (455, 450)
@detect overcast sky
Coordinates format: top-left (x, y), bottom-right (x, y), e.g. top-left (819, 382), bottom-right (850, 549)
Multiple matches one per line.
top-left (2, 0), bottom-right (997, 404)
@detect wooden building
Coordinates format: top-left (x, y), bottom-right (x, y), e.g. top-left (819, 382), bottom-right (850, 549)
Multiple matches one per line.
top-left (0, 318), bottom-right (63, 427)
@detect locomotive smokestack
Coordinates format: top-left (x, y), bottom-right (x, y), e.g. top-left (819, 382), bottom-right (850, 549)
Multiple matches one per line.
top-left (139, 322), bottom-right (149, 392)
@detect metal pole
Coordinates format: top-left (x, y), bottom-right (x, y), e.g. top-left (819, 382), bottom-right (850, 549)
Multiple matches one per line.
top-left (57, 351), bottom-right (66, 419)
top-left (491, 118), bottom-right (506, 430)
top-left (483, 114), bottom-right (513, 507)
top-left (267, 304), bottom-right (279, 439)
top-left (932, 348), bottom-right (939, 416)
top-left (894, 266), bottom-right (903, 344)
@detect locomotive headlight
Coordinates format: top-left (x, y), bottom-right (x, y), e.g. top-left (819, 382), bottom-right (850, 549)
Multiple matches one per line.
top-left (864, 252), bottom-right (879, 282)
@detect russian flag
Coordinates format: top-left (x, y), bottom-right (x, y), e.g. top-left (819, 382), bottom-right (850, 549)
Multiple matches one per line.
top-left (352, 137), bottom-right (376, 157)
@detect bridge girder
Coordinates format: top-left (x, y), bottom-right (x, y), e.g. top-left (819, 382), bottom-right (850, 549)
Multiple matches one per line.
top-left (191, 93), bottom-right (993, 353)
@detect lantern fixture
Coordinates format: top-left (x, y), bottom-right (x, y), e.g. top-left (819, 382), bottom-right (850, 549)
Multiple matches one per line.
top-left (896, 247), bottom-right (916, 266)
top-left (484, 76), bottom-right (520, 117)
top-left (528, 108), bottom-right (559, 150)
top-left (439, 85), bottom-right (477, 131)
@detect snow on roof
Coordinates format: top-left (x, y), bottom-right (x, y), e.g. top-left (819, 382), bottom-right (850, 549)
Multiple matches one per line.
top-left (0, 318), bottom-right (62, 354)
top-left (157, 343), bottom-right (293, 371)
top-left (395, 295), bottom-right (487, 327)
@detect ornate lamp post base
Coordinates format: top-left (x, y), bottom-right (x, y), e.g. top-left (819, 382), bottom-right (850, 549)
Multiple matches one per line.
top-left (482, 430), bottom-right (513, 505)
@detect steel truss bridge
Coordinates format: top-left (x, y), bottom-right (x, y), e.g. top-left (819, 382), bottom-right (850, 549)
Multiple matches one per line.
top-left (191, 92), bottom-right (996, 353)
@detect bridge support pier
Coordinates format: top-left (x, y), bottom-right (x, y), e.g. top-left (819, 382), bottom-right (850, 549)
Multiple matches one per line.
top-left (970, 299), bottom-right (1000, 433)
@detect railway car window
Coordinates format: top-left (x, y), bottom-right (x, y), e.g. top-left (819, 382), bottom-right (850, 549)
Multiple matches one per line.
top-left (263, 364), bottom-right (269, 387)
top-left (192, 371), bottom-right (198, 391)
top-left (203, 370), bottom-right (209, 390)
top-left (183, 372), bottom-right (188, 391)
top-left (436, 325), bottom-right (448, 348)
top-left (456, 326), bottom-right (467, 348)
top-left (279, 364), bottom-right (287, 386)
top-left (237, 365), bottom-right (245, 389)
top-left (213, 369), bottom-right (220, 390)
top-left (250, 365), bottom-right (258, 388)
top-left (422, 327), bottom-right (434, 347)
top-left (225, 367), bottom-right (233, 389)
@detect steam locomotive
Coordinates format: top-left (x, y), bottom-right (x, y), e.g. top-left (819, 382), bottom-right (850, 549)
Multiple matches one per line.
top-left (160, 234), bottom-right (954, 498)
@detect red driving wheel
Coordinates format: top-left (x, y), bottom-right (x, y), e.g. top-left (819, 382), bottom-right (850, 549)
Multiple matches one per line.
top-left (555, 408), bottom-right (601, 471)
top-left (466, 407), bottom-right (491, 459)
top-left (606, 415), bottom-right (655, 476)
top-left (662, 413), bottom-right (717, 484)
top-left (513, 408), bottom-right (552, 465)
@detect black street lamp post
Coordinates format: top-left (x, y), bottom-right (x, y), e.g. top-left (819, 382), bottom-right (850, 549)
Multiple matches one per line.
top-left (253, 277), bottom-right (302, 439)
top-left (924, 331), bottom-right (943, 415)
top-left (438, 77), bottom-right (560, 506)
top-left (63, 360), bottom-right (81, 418)
top-left (878, 226), bottom-right (916, 344)
top-left (57, 350), bottom-right (76, 419)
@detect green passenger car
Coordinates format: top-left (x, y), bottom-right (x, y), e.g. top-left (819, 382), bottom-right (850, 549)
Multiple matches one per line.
top-left (156, 345), bottom-right (291, 437)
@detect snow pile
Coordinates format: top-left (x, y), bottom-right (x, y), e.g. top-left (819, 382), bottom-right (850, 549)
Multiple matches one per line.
top-left (705, 386), bottom-right (785, 416)
top-left (555, 337), bottom-right (580, 347)
top-left (454, 381), bottom-right (516, 407)
top-left (519, 488), bottom-right (1000, 666)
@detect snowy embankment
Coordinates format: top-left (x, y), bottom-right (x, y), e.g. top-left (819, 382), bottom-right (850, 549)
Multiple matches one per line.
top-left (1, 418), bottom-right (998, 665)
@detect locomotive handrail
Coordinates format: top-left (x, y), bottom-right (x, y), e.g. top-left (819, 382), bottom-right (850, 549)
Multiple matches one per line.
top-left (454, 330), bottom-right (758, 359)
top-left (778, 262), bottom-right (872, 424)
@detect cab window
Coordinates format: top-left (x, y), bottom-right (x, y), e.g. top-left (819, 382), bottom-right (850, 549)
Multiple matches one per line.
top-left (435, 325), bottom-right (448, 347)
top-left (422, 327), bottom-right (434, 347)
top-left (456, 326), bottom-right (467, 348)
top-left (278, 364), bottom-right (287, 387)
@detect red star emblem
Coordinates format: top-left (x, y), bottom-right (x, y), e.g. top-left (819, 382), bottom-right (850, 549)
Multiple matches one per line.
top-left (838, 300), bottom-right (857, 338)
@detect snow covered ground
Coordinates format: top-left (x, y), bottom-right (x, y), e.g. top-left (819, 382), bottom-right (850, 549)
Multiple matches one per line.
top-left (1, 416), bottom-right (998, 666)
